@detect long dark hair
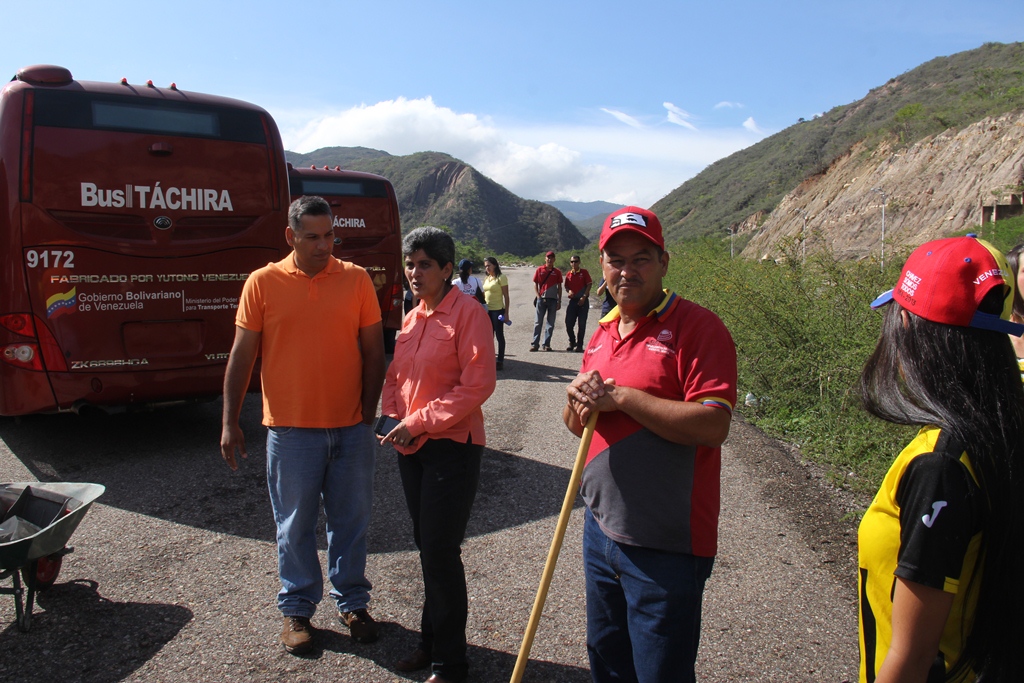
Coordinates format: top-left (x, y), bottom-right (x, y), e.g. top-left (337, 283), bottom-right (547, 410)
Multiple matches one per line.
top-left (484, 256), bottom-right (502, 277)
top-left (860, 290), bottom-right (1024, 679)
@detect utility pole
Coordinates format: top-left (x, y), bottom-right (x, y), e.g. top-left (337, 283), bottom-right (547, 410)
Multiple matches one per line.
top-left (871, 188), bottom-right (887, 271)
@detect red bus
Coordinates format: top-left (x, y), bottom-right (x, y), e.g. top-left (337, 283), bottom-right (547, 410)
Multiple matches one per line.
top-left (288, 164), bottom-right (404, 349)
top-left (0, 65), bottom-right (289, 416)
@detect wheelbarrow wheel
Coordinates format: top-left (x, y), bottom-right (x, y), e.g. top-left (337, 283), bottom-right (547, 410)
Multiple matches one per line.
top-left (21, 553), bottom-right (63, 591)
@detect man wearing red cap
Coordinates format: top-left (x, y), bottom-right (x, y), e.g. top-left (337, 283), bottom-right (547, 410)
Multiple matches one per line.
top-left (531, 250), bottom-right (562, 351)
top-left (564, 255), bottom-right (593, 352)
top-left (563, 206), bottom-right (737, 683)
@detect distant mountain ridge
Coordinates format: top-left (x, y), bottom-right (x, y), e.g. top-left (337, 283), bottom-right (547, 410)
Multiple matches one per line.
top-left (544, 200), bottom-right (622, 222)
top-left (287, 43), bottom-right (1024, 260)
top-left (287, 148), bottom-right (588, 256)
top-left (651, 41), bottom-right (1024, 253)
top-left (543, 200), bottom-right (623, 240)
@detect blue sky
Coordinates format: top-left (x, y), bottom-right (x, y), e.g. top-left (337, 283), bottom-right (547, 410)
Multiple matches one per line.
top-left (3, 1), bottom-right (1020, 206)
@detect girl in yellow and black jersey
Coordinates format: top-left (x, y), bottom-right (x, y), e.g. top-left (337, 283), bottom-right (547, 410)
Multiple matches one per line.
top-left (859, 236), bottom-right (1024, 682)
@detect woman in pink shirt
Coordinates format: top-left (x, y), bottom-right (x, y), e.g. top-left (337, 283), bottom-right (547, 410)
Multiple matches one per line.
top-left (380, 226), bottom-right (496, 683)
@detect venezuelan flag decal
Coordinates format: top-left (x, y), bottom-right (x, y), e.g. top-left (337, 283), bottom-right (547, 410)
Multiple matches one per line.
top-left (46, 287), bottom-right (77, 318)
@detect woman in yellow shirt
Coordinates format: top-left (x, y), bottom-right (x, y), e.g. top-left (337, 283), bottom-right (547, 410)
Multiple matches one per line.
top-left (482, 256), bottom-right (510, 370)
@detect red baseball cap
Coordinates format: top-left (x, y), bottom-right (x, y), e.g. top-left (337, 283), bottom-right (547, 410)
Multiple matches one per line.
top-left (545, 250), bottom-right (555, 257)
top-left (871, 235), bottom-right (1024, 336)
top-left (599, 206), bottom-right (665, 250)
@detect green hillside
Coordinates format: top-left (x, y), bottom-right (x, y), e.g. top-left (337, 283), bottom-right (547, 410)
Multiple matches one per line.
top-left (289, 146), bottom-right (392, 168)
top-left (652, 41), bottom-right (1024, 242)
top-left (286, 149), bottom-right (587, 256)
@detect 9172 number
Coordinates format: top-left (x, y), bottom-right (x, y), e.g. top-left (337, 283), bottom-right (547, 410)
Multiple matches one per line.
top-left (26, 250), bottom-right (75, 269)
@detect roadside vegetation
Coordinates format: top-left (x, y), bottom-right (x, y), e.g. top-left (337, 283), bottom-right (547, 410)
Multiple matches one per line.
top-left (660, 218), bottom-right (1024, 495)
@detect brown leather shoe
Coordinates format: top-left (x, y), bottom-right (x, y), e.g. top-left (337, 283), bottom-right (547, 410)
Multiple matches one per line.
top-left (425, 675), bottom-right (456, 683)
top-left (339, 608), bottom-right (379, 643)
top-left (395, 647), bottom-right (431, 672)
top-left (281, 616), bottom-right (314, 655)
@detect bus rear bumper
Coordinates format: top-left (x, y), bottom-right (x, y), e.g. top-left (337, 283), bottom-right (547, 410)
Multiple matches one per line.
top-left (0, 363), bottom-right (261, 417)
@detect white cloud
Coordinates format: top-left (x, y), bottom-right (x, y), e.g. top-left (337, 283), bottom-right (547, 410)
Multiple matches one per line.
top-left (600, 108), bottom-right (644, 129)
top-left (742, 117), bottom-right (764, 134)
top-left (714, 101), bottom-right (743, 109)
top-left (275, 97), bottom-right (768, 207)
top-left (663, 102), bottom-right (698, 130)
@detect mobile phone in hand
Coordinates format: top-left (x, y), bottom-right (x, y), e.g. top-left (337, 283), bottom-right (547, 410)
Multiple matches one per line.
top-left (373, 415), bottom-right (401, 437)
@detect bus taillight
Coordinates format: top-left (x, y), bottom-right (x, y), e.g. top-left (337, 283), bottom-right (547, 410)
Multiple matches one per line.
top-left (19, 91), bottom-right (34, 202)
top-left (386, 282), bottom-right (403, 313)
top-left (0, 313), bottom-right (36, 337)
top-left (261, 114), bottom-right (282, 210)
top-left (2, 343), bottom-right (42, 371)
top-left (0, 314), bottom-right (66, 372)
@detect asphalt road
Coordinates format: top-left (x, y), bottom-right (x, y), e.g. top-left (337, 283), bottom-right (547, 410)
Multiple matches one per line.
top-left (0, 266), bottom-right (861, 682)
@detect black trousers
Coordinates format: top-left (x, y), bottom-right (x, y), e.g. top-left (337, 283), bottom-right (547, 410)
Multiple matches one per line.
top-left (487, 308), bottom-right (506, 362)
top-left (398, 438), bottom-right (482, 682)
top-left (565, 298), bottom-right (589, 349)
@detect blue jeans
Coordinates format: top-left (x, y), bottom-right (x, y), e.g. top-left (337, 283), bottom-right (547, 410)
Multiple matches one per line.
top-left (266, 423), bottom-right (375, 618)
top-left (532, 298), bottom-right (558, 347)
top-left (583, 508), bottom-right (714, 683)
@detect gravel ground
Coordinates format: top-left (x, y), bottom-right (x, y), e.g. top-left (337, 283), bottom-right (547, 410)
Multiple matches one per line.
top-left (0, 266), bottom-right (862, 682)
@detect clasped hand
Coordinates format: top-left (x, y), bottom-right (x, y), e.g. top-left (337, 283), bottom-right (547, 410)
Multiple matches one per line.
top-left (566, 370), bottom-right (618, 424)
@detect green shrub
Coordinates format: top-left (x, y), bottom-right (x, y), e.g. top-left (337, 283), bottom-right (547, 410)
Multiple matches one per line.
top-left (664, 238), bottom-right (915, 492)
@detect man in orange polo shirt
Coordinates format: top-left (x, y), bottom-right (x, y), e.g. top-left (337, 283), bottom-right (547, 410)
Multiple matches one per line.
top-left (220, 195), bottom-right (386, 655)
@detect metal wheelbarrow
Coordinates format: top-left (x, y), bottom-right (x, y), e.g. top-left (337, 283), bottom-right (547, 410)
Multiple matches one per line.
top-left (0, 482), bottom-right (105, 631)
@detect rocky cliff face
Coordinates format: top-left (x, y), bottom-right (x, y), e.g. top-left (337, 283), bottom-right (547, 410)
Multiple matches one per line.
top-left (742, 112), bottom-right (1024, 261)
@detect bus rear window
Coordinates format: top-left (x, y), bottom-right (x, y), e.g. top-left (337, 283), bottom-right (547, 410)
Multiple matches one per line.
top-left (292, 178), bottom-right (389, 198)
top-left (92, 101), bottom-right (218, 137)
top-left (32, 90), bottom-right (265, 143)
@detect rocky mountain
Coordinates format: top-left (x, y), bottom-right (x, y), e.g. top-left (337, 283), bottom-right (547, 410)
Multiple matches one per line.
top-left (743, 112), bottom-right (1024, 261)
top-left (651, 41), bottom-right (1024, 256)
top-left (287, 148), bottom-right (588, 256)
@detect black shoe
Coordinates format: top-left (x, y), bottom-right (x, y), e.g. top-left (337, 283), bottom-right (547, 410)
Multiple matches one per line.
top-left (575, 346), bottom-right (584, 352)
top-left (396, 647), bottom-right (432, 672)
top-left (496, 361), bottom-right (504, 370)
top-left (566, 345), bottom-right (575, 351)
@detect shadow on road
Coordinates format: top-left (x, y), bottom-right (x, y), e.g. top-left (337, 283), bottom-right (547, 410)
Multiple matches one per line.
top-left (0, 579), bottom-right (192, 683)
top-left (0, 402), bottom-right (582, 554)
top-left (495, 355), bottom-right (581, 385)
top-left (279, 618), bottom-right (590, 682)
